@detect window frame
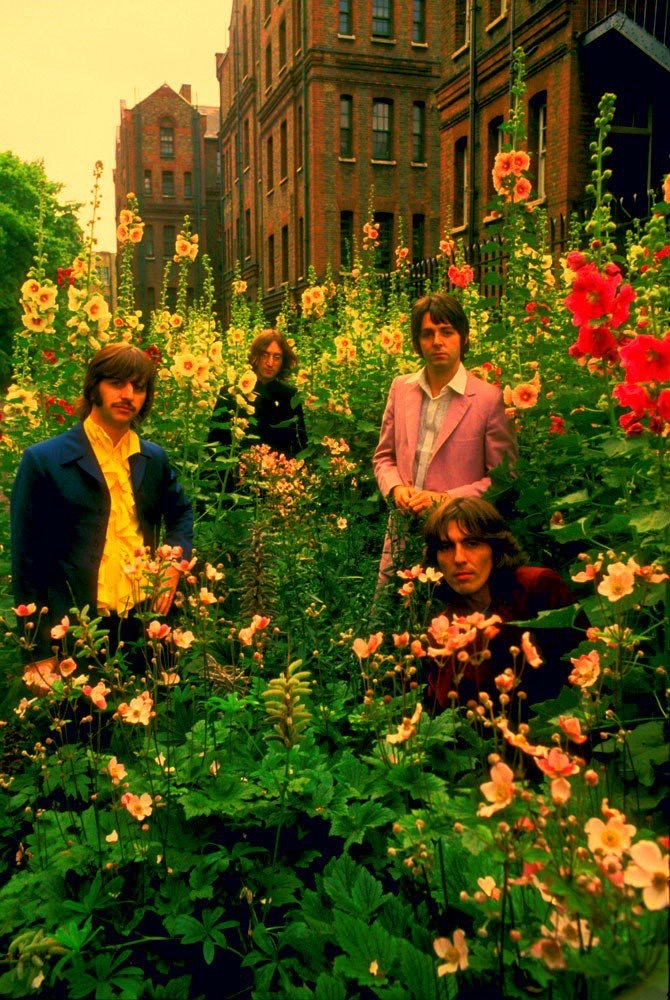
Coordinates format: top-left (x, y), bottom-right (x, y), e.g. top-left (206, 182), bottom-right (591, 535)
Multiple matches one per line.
top-left (372, 98), bottom-right (393, 161)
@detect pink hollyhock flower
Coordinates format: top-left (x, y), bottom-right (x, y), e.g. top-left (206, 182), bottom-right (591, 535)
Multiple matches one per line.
top-left (478, 761), bottom-right (515, 817)
top-left (558, 716), bottom-right (588, 744)
top-left (568, 650), bottom-right (601, 687)
top-left (510, 382), bottom-right (540, 409)
top-left (397, 565), bottom-right (424, 580)
top-left (619, 332), bottom-right (670, 383)
top-left (513, 177), bottom-right (532, 202)
top-left (521, 631), bottom-right (543, 667)
top-left (433, 930), bottom-right (469, 975)
top-left (623, 840), bottom-right (670, 910)
top-left (159, 671), bottom-right (180, 687)
top-left (511, 150), bottom-right (530, 174)
top-left (536, 747), bottom-right (580, 779)
top-left (393, 632), bottom-right (410, 649)
top-left (597, 560), bottom-right (637, 601)
top-left (571, 557), bottom-right (602, 583)
top-left (106, 757), bottom-right (127, 785)
top-left (410, 639), bottom-right (426, 658)
top-left (50, 616), bottom-right (70, 640)
top-left (585, 815), bottom-right (636, 856)
top-left (663, 174), bottom-right (670, 202)
top-left (448, 264), bottom-right (474, 289)
top-left (352, 632), bottom-right (383, 658)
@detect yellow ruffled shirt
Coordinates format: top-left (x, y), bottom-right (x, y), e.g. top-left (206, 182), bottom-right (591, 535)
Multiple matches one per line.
top-left (84, 417), bottom-right (145, 616)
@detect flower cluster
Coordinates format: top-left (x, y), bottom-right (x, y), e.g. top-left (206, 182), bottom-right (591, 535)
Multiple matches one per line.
top-left (564, 254), bottom-right (635, 366)
top-left (116, 205), bottom-right (144, 245)
top-left (174, 231), bottom-right (199, 263)
top-left (492, 149), bottom-right (532, 203)
top-left (301, 283), bottom-right (331, 318)
top-left (613, 331), bottom-right (670, 436)
top-left (362, 219), bottom-right (380, 252)
top-left (20, 276), bottom-right (57, 336)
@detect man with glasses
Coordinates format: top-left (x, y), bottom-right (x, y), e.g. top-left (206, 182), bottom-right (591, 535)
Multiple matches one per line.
top-left (210, 329), bottom-right (307, 459)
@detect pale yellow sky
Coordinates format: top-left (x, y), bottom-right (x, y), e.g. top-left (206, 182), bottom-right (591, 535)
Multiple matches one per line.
top-left (0, 0), bottom-right (232, 251)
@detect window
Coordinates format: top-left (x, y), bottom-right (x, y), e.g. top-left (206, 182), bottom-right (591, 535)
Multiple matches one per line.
top-left (529, 93), bottom-right (547, 200)
top-left (372, 99), bottom-right (393, 160)
top-left (454, 0), bottom-right (470, 49)
top-left (145, 225), bottom-right (155, 258)
top-left (243, 118), bottom-right (250, 168)
top-left (454, 137), bottom-right (468, 227)
top-left (297, 216), bottom-right (304, 278)
top-left (160, 125), bottom-right (174, 158)
top-left (280, 119), bottom-right (288, 179)
top-left (296, 104), bottom-right (303, 169)
top-left (143, 169), bottom-right (152, 195)
top-left (487, 115), bottom-right (504, 201)
top-left (412, 214), bottom-right (425, 260)
top-left (267, 135), bottom-right (274, 190)
top-left (340, 95), bottom-right (353, 158)
top-left (265, 42), bottom-right (272, 88)
top-left (162, 170), bottom-right (174, 197)
top-left (268, 233), bottom-right (276, 287)
top-left (338, 0), bottom-right (352, 35)
top-left (281, 224), bottom-right (289, 283)
top-left (486, 0), bottom-right (507, 23)
top-left (412, 0), bottom-right (426, 42)
top-left (373, 212), bottom-right (393, 270)
top-left (184, 171), bottom-right (192, 199)
top-left (294, 0), bottom-right (302, 51)
top-left (279, 18), bottom-right (287, 69)
top-left (163, 224), bottom-right (175, 258)
top-left (245, 209), bottom-right (252, 259)
top-left (340, 210), bottom-right (354, 269)
top-left (242, 10), bottom-right (249, 76)
top-left (372, 0), bottom-right (392, 38)
top-left (412, 102), bottom-right (425, 162)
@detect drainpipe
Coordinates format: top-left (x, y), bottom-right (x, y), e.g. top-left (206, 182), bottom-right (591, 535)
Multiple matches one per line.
top-left (301, 1), bottom-right (310, 274)
top-left (468, 0), bottom-right (477, 238)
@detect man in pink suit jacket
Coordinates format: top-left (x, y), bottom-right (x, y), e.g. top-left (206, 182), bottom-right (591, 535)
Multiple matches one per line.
top-left (373, 293), bottom-right (517, 583)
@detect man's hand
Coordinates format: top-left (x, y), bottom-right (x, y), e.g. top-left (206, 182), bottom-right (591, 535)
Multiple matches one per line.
top-left (390, 485), bottom-right (417, 510)
top-left (406, 490), bottom-right (450, 514)
top-left (153, 565), bottom-right (181, 615)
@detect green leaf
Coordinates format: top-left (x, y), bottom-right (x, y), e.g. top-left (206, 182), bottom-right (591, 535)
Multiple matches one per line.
top-left (314, 973), bottom-right (347, 1000)
top-left (330, 801), bottom-right (396, 849)
top-left (400, 938), bottom-right (440, 1000)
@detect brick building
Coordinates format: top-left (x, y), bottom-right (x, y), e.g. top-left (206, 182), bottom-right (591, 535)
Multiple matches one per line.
top-left (437, 0), bottom-right (669, 243)
top-left (114, 84), bottom-right (222, 318)
top-left (216, 0), bottom-right (444, 320)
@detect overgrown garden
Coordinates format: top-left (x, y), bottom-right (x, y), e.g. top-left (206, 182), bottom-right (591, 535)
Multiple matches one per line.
top-left (0, 67), bottom-right (667, 998)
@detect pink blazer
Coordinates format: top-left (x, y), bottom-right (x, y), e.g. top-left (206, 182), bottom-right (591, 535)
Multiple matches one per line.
top-left (373, 369), bottom-right (517, 498)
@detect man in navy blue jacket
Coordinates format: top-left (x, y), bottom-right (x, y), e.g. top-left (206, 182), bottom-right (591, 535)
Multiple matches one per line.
top-left (10, 343), bottom-right (193, 662)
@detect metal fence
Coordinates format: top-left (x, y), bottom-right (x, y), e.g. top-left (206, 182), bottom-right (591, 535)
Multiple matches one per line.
top-left (586, 0), bottom-right (669, 46)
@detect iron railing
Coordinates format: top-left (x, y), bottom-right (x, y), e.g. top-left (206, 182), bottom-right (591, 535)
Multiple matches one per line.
top-left (585, 0), bottom-right (669, 46)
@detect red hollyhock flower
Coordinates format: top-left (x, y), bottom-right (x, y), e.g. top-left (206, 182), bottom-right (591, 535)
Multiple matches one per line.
top-left (566, 250), bottom-right (587, 271)
top-left (574, 324), bottom-right (618, 360)
top-left (610, 283), bottom-right (635, 329)
top-left (42, 349), bottom-right (57, 364)
top-left (612, 383), bottom-right (652, 416)
top-left (549, 414), bottom-right (566, 435)
top-left (619, 332), bottom-right (670, 383)
top-left (564, 263), bottom-right (621, 326)
top-left (145, 345), bottom-right (162, 365)
top-left (656, 388), bottom-right (670, 420)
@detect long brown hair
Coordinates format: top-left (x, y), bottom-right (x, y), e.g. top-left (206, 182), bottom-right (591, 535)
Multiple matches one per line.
top-left (247, 330), bottom-right (297, 381)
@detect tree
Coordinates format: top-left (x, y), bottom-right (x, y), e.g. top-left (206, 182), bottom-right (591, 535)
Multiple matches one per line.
top-left (0, 152), bottom-right (82, 386)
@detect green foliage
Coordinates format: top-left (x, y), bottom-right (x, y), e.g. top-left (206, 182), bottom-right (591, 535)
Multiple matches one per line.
top-left (0, 151), bottom-right (81, 385)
